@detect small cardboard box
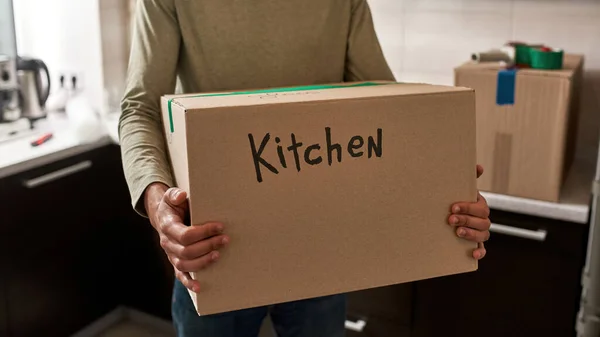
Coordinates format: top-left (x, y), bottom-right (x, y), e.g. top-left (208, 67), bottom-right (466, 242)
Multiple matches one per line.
top-left (455, 54), bottom-right (584, 202)
top-left (161, 82), bottom-right (478, 315)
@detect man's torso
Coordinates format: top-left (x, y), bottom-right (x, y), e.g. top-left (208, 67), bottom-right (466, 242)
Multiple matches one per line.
top-left (174, 0), bottom-right (353, 93)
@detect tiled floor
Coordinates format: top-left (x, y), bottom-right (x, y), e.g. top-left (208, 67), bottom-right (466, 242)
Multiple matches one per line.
top-left (98, 321), bottom-right (174, 337)
top-left (95, 315), bottom-right (275, 337)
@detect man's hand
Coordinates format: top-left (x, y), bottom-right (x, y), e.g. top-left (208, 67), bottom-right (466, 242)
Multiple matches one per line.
top-left (145, 183), bottom-right (229, 293)
top-left (448, 165), bottom-right (491, 260)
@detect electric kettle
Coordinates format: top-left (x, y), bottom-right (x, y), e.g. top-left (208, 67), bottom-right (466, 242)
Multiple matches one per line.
top-left (17, 56), bottom-right (50, 120)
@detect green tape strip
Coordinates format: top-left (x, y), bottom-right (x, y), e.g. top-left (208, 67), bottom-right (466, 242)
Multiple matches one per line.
top-left (167, 82), bottom-right (389, 133)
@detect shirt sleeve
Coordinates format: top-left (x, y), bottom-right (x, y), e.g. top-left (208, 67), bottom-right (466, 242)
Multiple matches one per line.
top-left (345, 0), bottom-right (396, 82)
top-left (119, 0), bottom-right (181, 216)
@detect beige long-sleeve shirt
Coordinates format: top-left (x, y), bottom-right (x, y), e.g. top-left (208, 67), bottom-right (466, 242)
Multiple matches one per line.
top-left (119, 0), bottom-right (395, 215)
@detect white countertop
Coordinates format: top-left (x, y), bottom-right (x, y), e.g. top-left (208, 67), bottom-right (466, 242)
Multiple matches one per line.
top-left (0, 113), bottom-right (115, 179)
top-left (0, 112), bottom-right (593, 224)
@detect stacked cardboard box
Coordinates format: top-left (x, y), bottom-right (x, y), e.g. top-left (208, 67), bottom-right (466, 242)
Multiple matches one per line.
top-left (455, 55), bottom-right (584, 202)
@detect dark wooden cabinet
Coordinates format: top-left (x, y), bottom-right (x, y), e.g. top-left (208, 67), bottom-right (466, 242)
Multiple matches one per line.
top-left (346, 284), bottom-right (413, 336)
top-left (0, 234), bottom-right (7, 337)
top-left (0, 144), bottom-right (172, 337)
top-left (0, 166), bottom-right (14, 337)
top-left (346, 315), bottom-right (410, 337)
top-left (413, 210), bottom-right (589, 337)
top-left (344, 210), bottom-right (589, 337)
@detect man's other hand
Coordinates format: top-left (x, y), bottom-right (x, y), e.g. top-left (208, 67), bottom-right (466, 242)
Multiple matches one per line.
top-left (145, 183), bottom-right (229, 293)
top-left (448, 165), bottom-right (491, 260)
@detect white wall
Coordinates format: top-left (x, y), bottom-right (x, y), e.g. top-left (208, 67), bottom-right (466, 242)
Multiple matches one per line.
top-left (12, 0), bottom-right (104, 111)
top-left (0, 0), bottom-right (18, 57)
top-left (98, 0), bottom-right (133, 113)
top-left (369, 0), bottom-right (600, 83)
top-left (368, 0), bottom-right (600, 162)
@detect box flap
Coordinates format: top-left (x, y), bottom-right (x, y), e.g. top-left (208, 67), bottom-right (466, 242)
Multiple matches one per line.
top-left (164, 82), bottom-right (473, 134)
top-left (166, 82), bottom-right (471, 110)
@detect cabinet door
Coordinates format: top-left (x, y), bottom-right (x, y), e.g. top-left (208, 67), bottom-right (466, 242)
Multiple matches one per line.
top-left (346, 283), bottom-right (413, 336)
top-left (347, 284), bottom-right (413, 322)
top-left (411, 210), bottom-right (588, 337)
top-left (0, 176), bottom-right (8, 337)
top-left (0, 272), bottom-right (6, 337)
top-left (2, 145), bottom-right (173, 337)
top-left (3, 146), bottom-right (121, 337)
top-left (346, 314), bottom-right (411, 337)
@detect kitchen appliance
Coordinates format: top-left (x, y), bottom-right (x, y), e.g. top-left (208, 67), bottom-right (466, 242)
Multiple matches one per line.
top-left (17, 56), bottom-right (50, 120)
top-left (0, 54), bottom-right (21, 123)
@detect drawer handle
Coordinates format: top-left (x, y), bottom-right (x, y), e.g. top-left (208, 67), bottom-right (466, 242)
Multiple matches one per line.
top-left (490, 223), bottom-right (547, 242)
top-left (345, 319), bottom-right (367, 332)
top-left (23, 160), bottom-right (93, 188)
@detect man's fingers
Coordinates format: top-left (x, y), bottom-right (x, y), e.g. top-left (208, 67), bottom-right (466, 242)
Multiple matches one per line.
top-left (175, 268), bottom-right (200, 293)
top-left (171, 250), bottom-right (221, 273)
top-left (476, 165), bottom-right (484, 179)
top-left (451, 198), bottom-right (490, 218)
top-left (164, 188), bottom-right (189, 210)
top-left (163, 221), bottom-right (224, 245)
top-left (160, 218), bottom-right (188, 244)
top-left (473, 242), bottom-right (486, 260)
top-left (448, 214), bottom-right (491, 231)
top-left (455, 227), bottom-right (490, 243)
top-left (179, 222), bottom-right (225, 246)
top-left (179, 235), bottom-right (229, 260)
top-left (161, 234), bottom-right (229, 260)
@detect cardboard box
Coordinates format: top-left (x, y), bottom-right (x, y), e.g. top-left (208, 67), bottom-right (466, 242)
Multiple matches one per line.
top-left (161, 82), bottom-right (478, 315)
top-left (455, 54), bottom-right (584, 202)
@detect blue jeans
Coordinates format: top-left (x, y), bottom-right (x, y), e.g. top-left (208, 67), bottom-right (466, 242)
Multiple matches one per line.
top-left (171, 279), bottom-right (347, 337)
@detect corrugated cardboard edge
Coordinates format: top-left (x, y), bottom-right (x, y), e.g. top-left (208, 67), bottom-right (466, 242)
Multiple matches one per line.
top-left (161, 96), bottom-right (201, 310)
top-left (172, 86), bottom-right (478, 316)
top-left (159, 97), bottom-right (192, 196)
